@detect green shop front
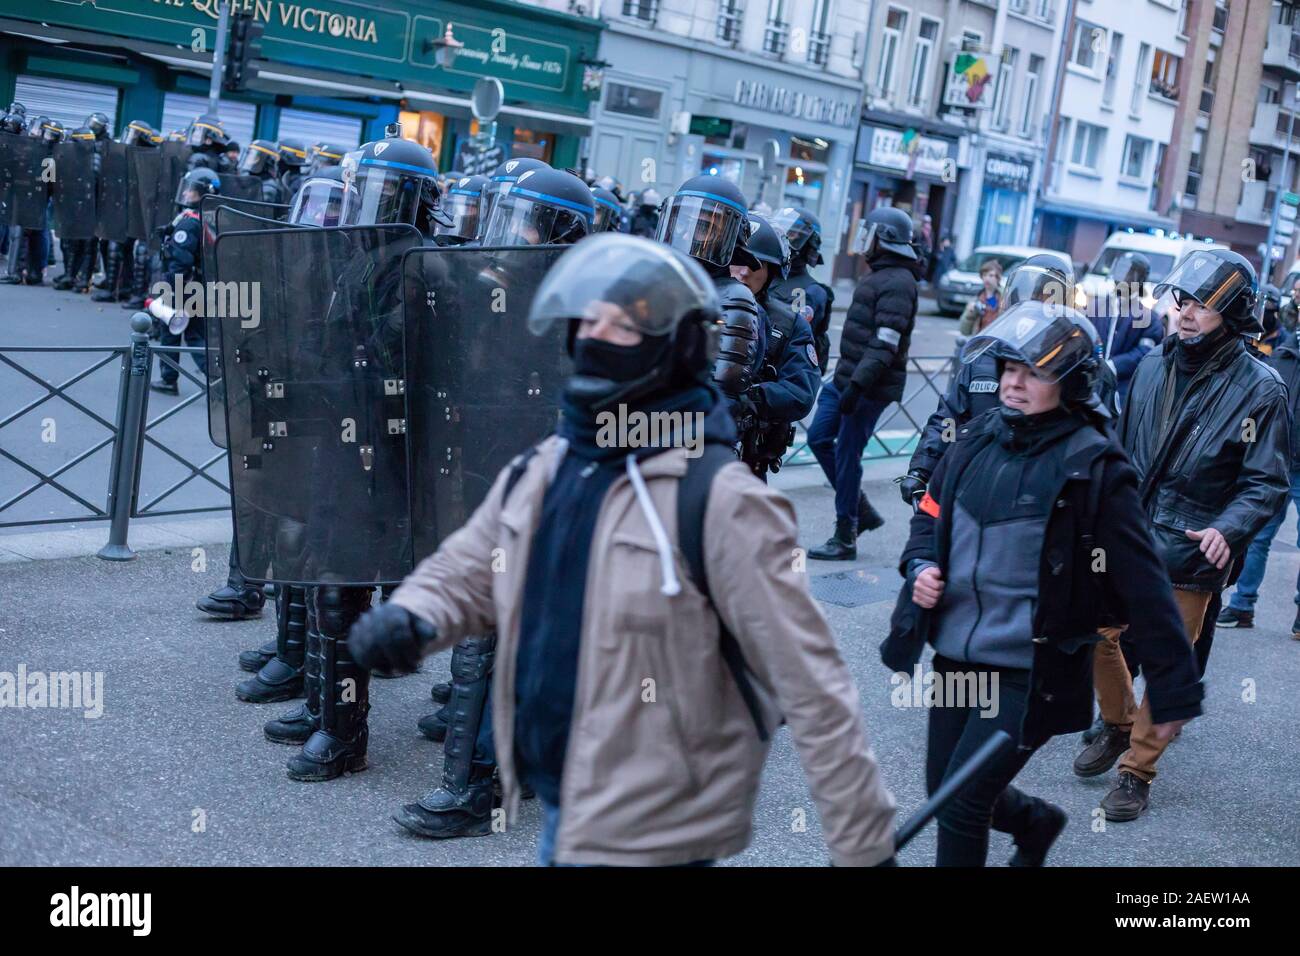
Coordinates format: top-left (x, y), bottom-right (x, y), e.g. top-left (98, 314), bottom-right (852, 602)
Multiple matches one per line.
top-left (0, 0), bottom-right (602, 169)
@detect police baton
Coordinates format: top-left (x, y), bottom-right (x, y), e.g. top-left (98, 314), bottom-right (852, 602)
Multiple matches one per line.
top-left (894, 730), bottom-right (1015, 853)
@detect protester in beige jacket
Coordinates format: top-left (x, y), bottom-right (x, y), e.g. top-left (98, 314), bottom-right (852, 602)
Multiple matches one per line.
top-left (347, 235), bottom-right (896, 866)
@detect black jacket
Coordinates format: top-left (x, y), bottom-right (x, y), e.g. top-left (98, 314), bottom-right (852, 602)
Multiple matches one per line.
top-left (1263, 330), bottom-right (1300, 471)
top-left (1118, 334), bottom-right (1290, 590)
top-left (888, 408), bottom-right (1203, 747)
top-left (768, 267), bottom-right (833, 373)
top-left (908, 346), bottom-right (1000, 477)
top-left (834, 251), bottom-right (920, 401)
top-left (711, 274), bottom-right (763, 399)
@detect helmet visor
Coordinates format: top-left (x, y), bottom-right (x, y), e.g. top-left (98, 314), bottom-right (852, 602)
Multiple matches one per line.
top-left (771, 207), bottom-right (816, 251)
top-left (593, 197), bottom-right (621, 233)
top-left (655, 192), bottom-right (745, 268)
top-left (851, 221), bottom-right (877, 255)
top-left (1154, 251), bottom-right (1253, 315)
top-left (238, 143), bottom-right (278, 176)
top-left (1002, 265), bottom-right (1075, 310)
top-left (340, 160), bottom-right (432, 226)
top-left (290, 178), bottom-right (353, 227)
top-left (963, 302), bottom-right (1094, 384)
top-left (433, 188), bottom-right (482, 240)
top-left (186, 121), bottom-right (223, 148)
top-left (527, 234), bottom-right (718, 338)
top-left (481, 193), bottom-right (585, 247)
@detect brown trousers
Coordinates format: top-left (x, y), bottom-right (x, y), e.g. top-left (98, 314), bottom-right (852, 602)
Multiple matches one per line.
top-left (1092, 588), bottom-right (1210, 783)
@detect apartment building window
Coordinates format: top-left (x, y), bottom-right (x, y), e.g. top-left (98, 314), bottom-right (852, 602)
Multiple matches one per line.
top-left (604, 83), bottom-right (663, 120)
top-left (1150, 50), bottom-right (1181, 101)
top-left (622, 0), bottom-right (659, 22)
top-left (1103, 33), bottom-right (1124, 107)
top-left (1200, 48), bottom-right (1216, 114)
top-left (907, 18), bottom-right (941, 108)
top-left (962, 31), bottom-right (984, 52)
top-left (1131, 43), bottom-right (1151, 115)
top-left (1121, 135), bottom-right (1151, 180)
top-left (1020, 55), bottom-right (1043, 137)
top-left (1261, 82), bottom-right (1281, 105)
top-left (1035, 0), bottom-right (1053, 19)
top-left (1151, 142), bottom-right (1167, 211)
top-left (1071, 121), bottom-right (1106, 172)
top-left (716, 0), bottom-right (745, 45)
top-left (808, 0), bottom-right (833, 67)
top-left (1071, 20), bottom-right (1105, 72)
top-left (1010, 0), bottom-right (1027, 11)
top-left (992, 47), bottom-right (1019, 129)
top-left (1185, 130), bottom-right (1204, 199)
top-left (1215, 1), bottom-right (1231, 32)
top-left (1177, 0), bottom-right (1190, 36)
top-left (763, 0), bottom-right (790, 56)
top-left (877, 8), bottom-right (908, 95)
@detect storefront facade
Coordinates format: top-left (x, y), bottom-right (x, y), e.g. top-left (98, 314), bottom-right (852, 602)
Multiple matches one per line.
top-left (0, 0), bottom-right (601, 170)
top-left (975, 150), bottom-right (1036, 248)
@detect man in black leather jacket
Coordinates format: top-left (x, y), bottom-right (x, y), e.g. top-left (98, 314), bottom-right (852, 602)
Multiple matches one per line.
top-left (1084, 249), bottom-right (1288, 822)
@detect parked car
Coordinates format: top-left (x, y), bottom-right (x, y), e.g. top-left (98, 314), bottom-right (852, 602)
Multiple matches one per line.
top-left (934, 244), bottom-right (1070, 316)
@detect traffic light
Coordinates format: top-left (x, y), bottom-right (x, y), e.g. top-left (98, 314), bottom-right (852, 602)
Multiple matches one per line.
top-left (223, 12), bottom-right (264, 93)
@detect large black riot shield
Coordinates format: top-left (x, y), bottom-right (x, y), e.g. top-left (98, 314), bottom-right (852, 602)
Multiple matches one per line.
top-left (4, 136), bottom-right (51, 230)
top-left (215, 224), bottom-right (422, 585)
top-left (51, 140), bottom-right (97, 239)
top-left (126, 146), bottom-right (161, 240)
top-left (201, 197), bottom-right (290, 449)
top-left (220, 173), bottom-right (267, 203)
top-left (153, 142), bottom-right (190, 235)
top-left (402, 245), bottom-right (568, 559)
top-left (95, 142), bottom-right (129, 241)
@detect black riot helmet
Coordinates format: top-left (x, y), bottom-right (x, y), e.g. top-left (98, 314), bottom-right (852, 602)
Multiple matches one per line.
top-left (482, 157), bottom-right (551, 231)
top-left (239, 140), bottom-right (281, 178)
top-left (121, 120), bottom-right (160, 147)
top-left (656, 174), bottom-right (759, 271)
top-left (964, 300), bottom-right (1108, 420)
top-left (289, 166), bottom-right (352, 228)
top-left (186, 113), bottom-right (230, 151)
top-left (1154, 247), bottom-right (1260, 334)
top-left (1, 108), bottom-right (25, 135)
top-left (175, 167), bottom-right (221, 209)
top-left (30, 117), bottom-right (64, 143)
top-left (69, 126), bottom-right (97, 142)
top-left (278, 139), bottom-right (310, 171)
top-left (85, 112), bottom-right (111, 140)
top-left (1002, 254), bottom-right (1077, 310)
top-left (339, 137), bottom-right (452, 233)
top-left (771, 206), bottom-right (824, 267)
top-left (433, 174), bottom-right (488, 244)
top-left (528, 233), bottom-right (722, 409)
top-left (591, 185), bottom-right (624, 233)
top-left (6, 101), bottom-right (25, 119)
top-left (595, 174), bottom-right (626, 202)
top-left (481, 167), bottom-right (595, 247)
top-left (745, 214), bottom-right (792, 286)
top-left (308, 142), bottom-right (347, 175)
top-left (852, 205), bottom-right (917, 260)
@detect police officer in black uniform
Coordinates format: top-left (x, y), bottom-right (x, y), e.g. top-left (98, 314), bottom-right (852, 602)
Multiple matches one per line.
top-left (1, 117), bottom-right (61, 286)
top-left (185, 114), bottom-right (234, 173)
top-left (628, 187), bottom-right (662, 238)
top-left (148, 168), bottom-right (214, 395)
top-left (90, 120), bottom-right (158, 303)
top-left (656, 175), bottom-right (765, 453)
top-left (768, 206), bottom-right (833, 373)
top-left (431, 173), bottom-right (488, 245)
top-left (277, 138), bottom-right (310, 198)
top-left (238, 139), bottom-right (286, 204)
top-left (732, 214), bottom-right (820, 479)
top-left (52, 124), bottom-right (100, 293)
top-left (590, 184), bottom-right (625, 234)
top-left (391, 166), bottom-right (594, 836)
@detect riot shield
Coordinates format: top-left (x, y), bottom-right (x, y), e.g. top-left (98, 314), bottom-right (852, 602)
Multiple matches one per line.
top-left (154, 142), bottom-right (190, 231)
top-left (51, 140), bottom-right (97, 239)
top-left (126, 146), bottom-right (161, 240)
top-left (95, 141), bottom-right (129, 241)
top-left (215, 223), bottom-right (422, 585)
top-left (5, 136), bottom-right (51, 230)
top-left (220, 174), bottom-right (267, 204)
top-left (201, 198), bottom-right (290, 449)
top-left (403, 245), bottom-right (568, 559)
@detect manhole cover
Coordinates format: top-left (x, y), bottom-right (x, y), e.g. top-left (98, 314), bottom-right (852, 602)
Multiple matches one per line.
top-left (810, 569), bottom-right (892, 608)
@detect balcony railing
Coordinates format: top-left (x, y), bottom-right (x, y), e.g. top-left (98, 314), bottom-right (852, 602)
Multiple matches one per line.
top-left (716, 7), bottom-right (743, 46)
top-left (1264, 22), bottom-right (1300, 74)
top-left (622, 0), bottom-right (659, 23)
top-left (763, 19), bottom-right (789, 56)
top-left (808, 29), bottom-right (832, 67)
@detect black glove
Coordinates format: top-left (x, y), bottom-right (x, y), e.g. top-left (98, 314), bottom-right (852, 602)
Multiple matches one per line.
top-left (897, 469), bottom-right (929, 506)
top-left (346, 602), bottom-right (437, 675)
top-left (838, 381), bottom-right (862, 415)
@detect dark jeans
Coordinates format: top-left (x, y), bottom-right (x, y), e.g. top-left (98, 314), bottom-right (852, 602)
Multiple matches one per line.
top-left (158, 320), bottom-right (208, 385)
top-left (925, 655), bottom-right (1042, 867)
top-left (1227, 470), bottom-right (1300, 612)
top-left (807, 380), bottom-right (889, 521)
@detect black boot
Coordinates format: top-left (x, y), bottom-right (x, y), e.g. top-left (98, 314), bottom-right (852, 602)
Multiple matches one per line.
top-left (394, 635), bottom-right (497, 838)
top-left (1004, 798), bottom-right (1068, 866)
top-left (237, 586), bottom-right (306, 703)
top-left (121, 242), bottom-right (150, 310)
top-left (1081, 714), bottom-right (1105, 744)
top-left (417, 707), bottom-right (449, 742)
top-left (1072, 723), bottom-right (1130, 777)
top-left (238, 640), bottom-right (276, 673)
top-left (1100, 771), bottom-right (1150, 822)
top-left (809, 516), bottom-right (857, 561)
top-left (90, 241), bottom-right (125, 302)
top-left (265, 596), bottom-right (321, 745)
top-left (857, 490), bottom-right (884, 535)
top-left (51, 240), bottom-right (74, 290)
top-left (431, 680), bottom-right (451, 704)
top-left (196, 583), bottom-right (266, 619)
top-left (286, 587), bottom-right (371, 781)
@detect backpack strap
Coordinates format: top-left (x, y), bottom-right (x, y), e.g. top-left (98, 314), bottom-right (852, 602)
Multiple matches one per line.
top-left (677, 444), bottom-right (772, 741)
top-left (500, 445), bottom-right (540, 506)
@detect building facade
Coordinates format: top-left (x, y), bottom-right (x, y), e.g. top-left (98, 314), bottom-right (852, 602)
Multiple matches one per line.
top-left (0, 0), bottom-right (602, 171)
top-left (1036, 0), bottom-right (1189, 267)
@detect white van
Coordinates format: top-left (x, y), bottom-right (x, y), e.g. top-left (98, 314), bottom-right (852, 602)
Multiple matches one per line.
top-left (1079, 230), bottom-right (1226, 307)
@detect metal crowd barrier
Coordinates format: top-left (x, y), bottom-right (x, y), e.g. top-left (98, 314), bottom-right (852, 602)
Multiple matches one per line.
top-left (0, 315), bottom-right (229, 559)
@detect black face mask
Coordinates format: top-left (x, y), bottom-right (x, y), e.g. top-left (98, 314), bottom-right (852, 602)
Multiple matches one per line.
top-left (565, 334), bottom-right (672, 412)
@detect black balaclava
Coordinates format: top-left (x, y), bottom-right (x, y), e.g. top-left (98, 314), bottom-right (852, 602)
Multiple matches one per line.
top-left (1174, 321), bottom-right (1232, 373)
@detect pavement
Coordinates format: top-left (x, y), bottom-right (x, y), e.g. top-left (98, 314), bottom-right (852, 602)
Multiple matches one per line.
top-left (4, 278), bottom-right (1297, 867)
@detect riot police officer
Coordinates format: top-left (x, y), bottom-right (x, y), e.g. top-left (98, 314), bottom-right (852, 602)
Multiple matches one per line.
top-left (768, 206), bottom-right (833, 373)
top-left (237, 140), bottom-right (286, 204)
top-left (590, 184), bottom-right (624, 234)
top-left (185, 113), bottom-right (233, 172)
top-left (277, 139), bottom-right (310, 198)
top-left (92, 120), bottom-right (160, 304)
top-left (2, 117), bottom-right (61, 286)
top-left (629, 187), bottom-right (662, 238)
top-left (285, 165), bottom-right (348, 228)
top-left (52, 125), bottom-right (100, 293)
top-left (656, 175), bottom-right (765, 454)
top-left (306, 142), bottom-right (347, 176)
top-left (148, 167), bottom-right (215, 395)
top-left (731, 214), bottom-right (820, 479)
top-left (431, 174), bottom-right (488, 245)
top-left (481, 157), bottom-right (550, 232)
